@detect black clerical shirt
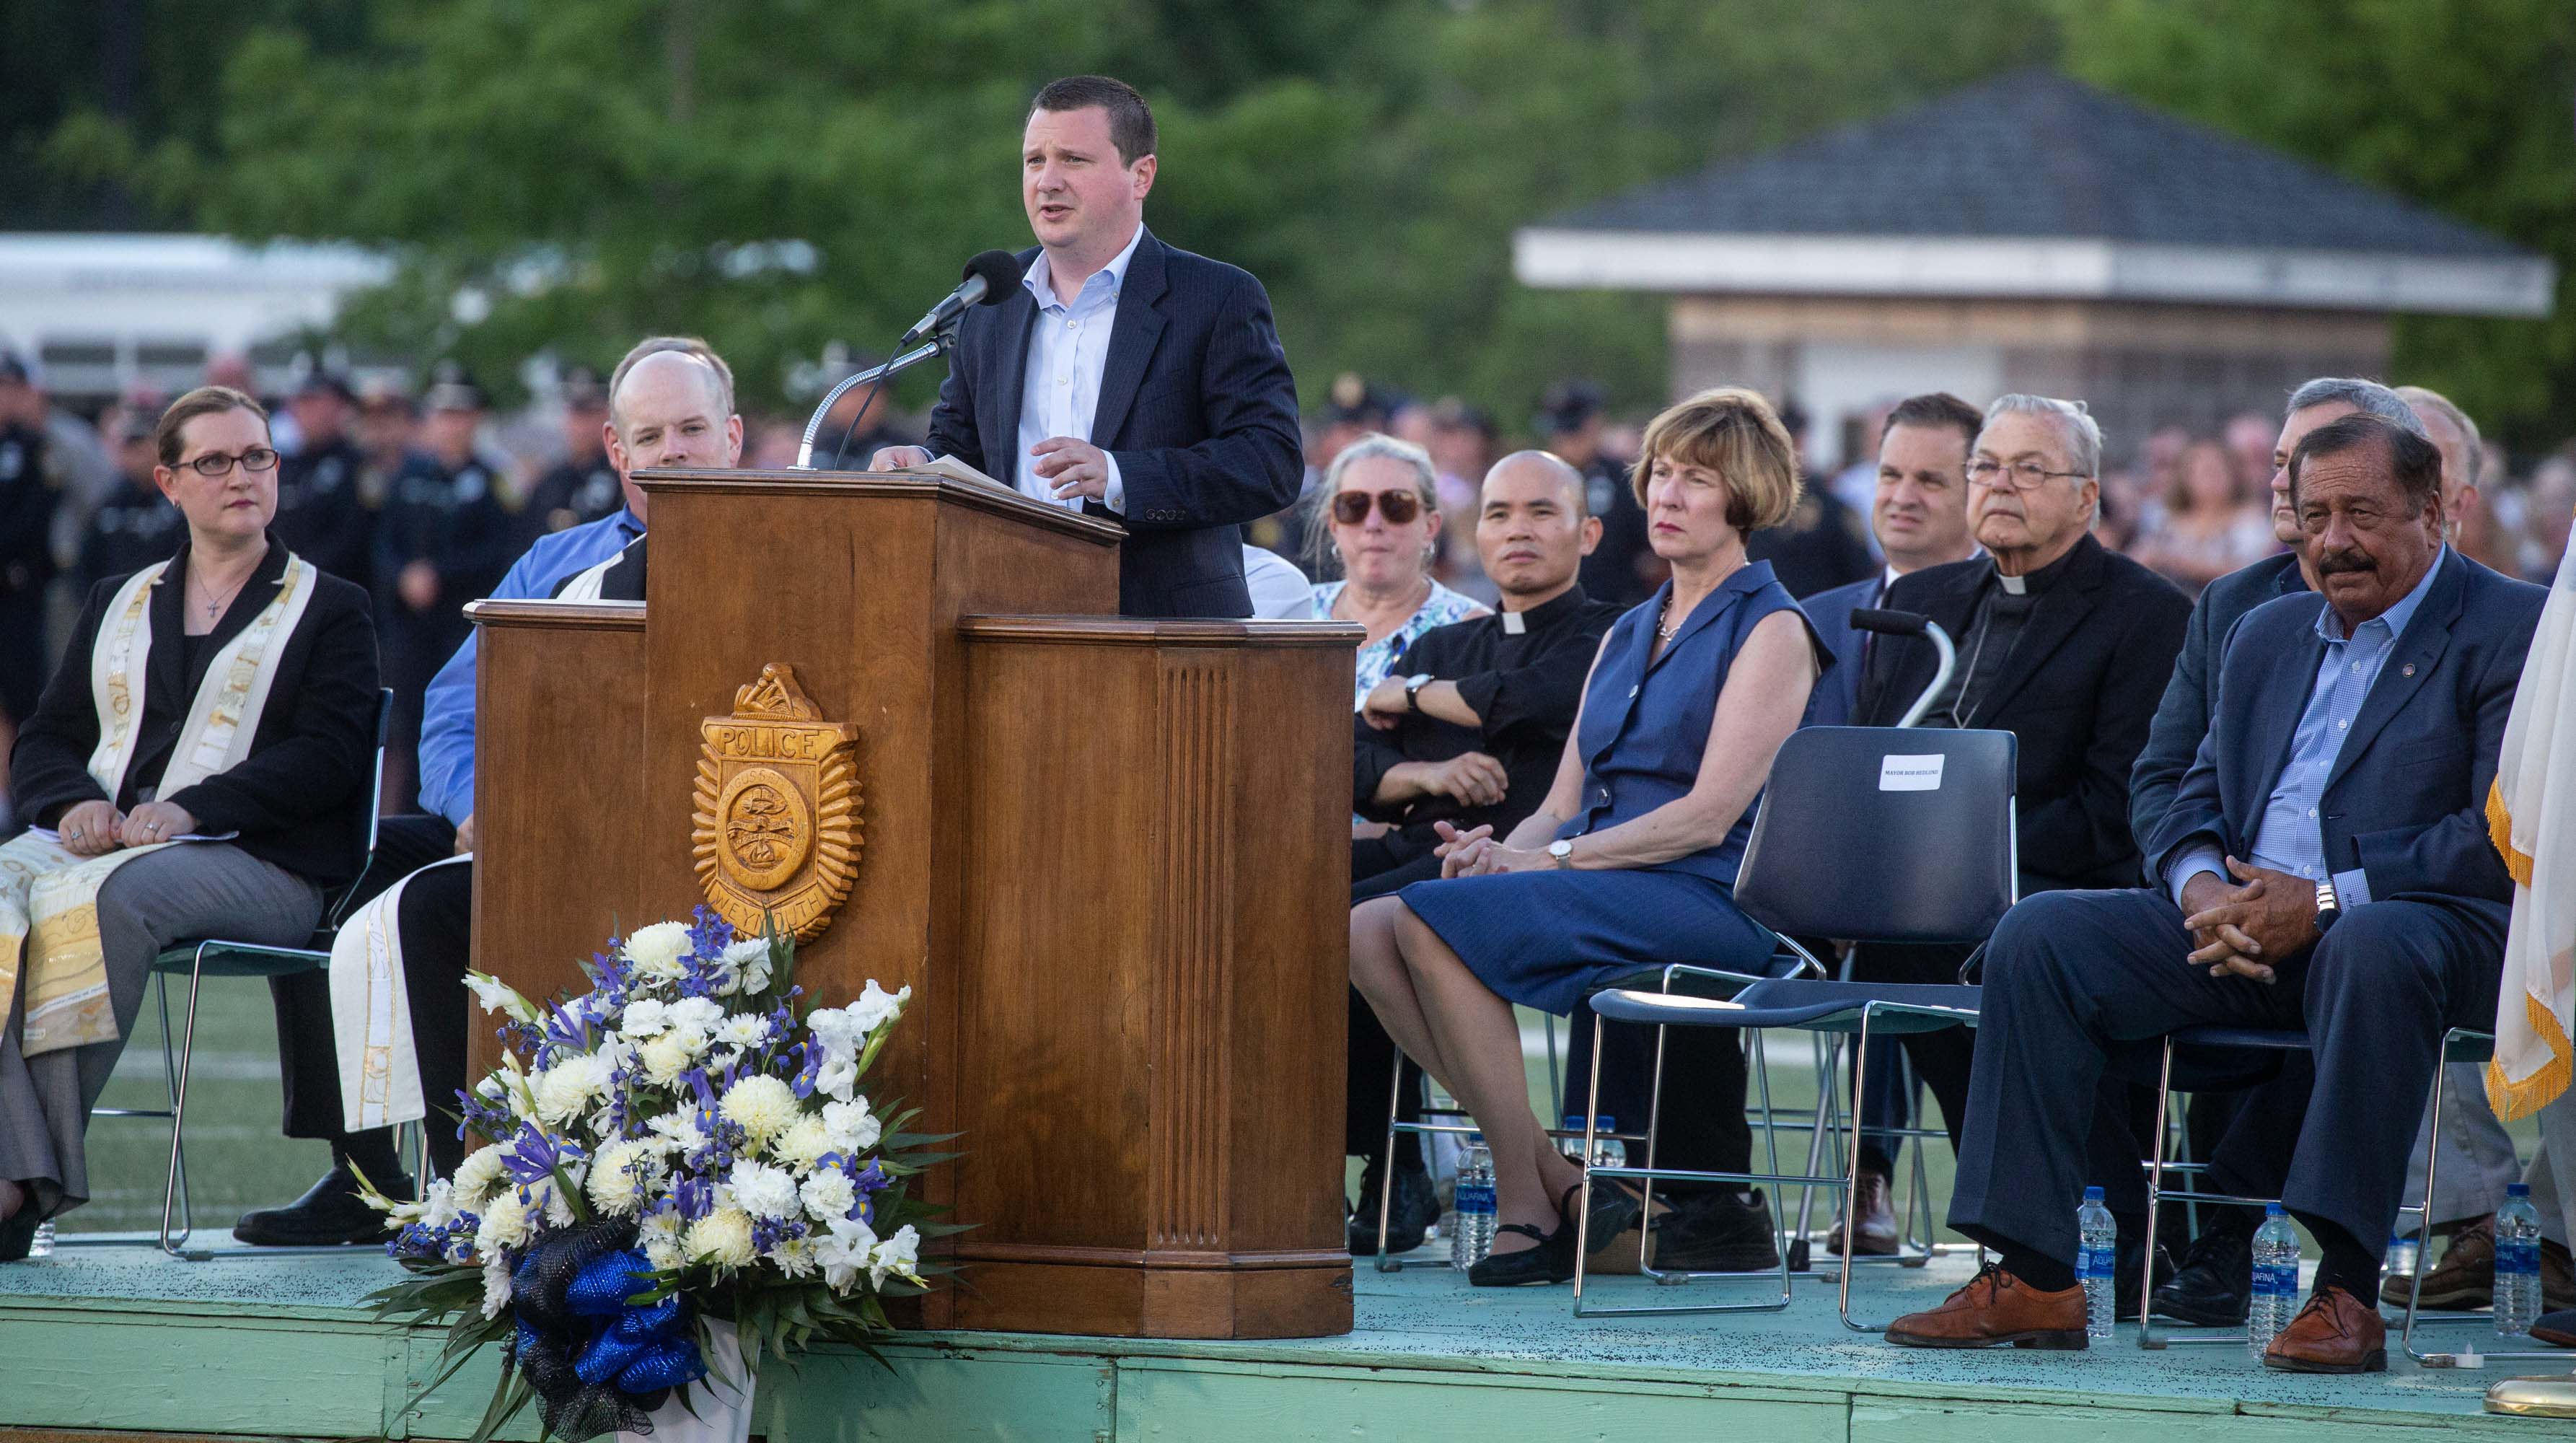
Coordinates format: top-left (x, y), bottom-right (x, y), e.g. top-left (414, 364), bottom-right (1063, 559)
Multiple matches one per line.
top-left (1924, 541), bottom-right (2083, 729)
top-left (1352, 585), bottom-right (1624, 852)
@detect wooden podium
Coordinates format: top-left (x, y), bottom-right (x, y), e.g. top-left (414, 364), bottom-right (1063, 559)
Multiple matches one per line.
top-left (465, 469), bottom-right (1360, 1340)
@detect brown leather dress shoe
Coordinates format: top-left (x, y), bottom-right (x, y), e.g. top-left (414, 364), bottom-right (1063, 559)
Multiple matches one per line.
top-left (1829, 1167), bottom-right (1901, 1256)
top-left (2391, 1219), bottom-right (2494, 1310)
top-left (2264, 1284), bottom-right (2386, 1373)
top-left (1885, 1261), bottom-right (2087, 1349)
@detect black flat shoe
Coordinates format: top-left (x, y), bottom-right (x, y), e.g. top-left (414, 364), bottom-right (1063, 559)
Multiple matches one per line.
top-left (1560, 1177), bottom-right (1642, 1253)
top-left (0, 1207), bottom-right (41, 1263)
top-left (1467, 1221), bottom-right (1577, 1286)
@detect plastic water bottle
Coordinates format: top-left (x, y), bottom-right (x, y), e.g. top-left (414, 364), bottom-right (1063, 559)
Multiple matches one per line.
top-left (2076, 1186), bottom-right (2116, 1341)
top-left (1563, 1115), bottom-right (1625, 1169)
top-left (2497, 1183), bottom-right (2544, 1338)
top-left (2249, 1203), bottom-right (2303, 1358)
top-left (27, 1221), bottom-right (53, 1258)
top-left (1451, 1133), bottom-right (1498, 1269)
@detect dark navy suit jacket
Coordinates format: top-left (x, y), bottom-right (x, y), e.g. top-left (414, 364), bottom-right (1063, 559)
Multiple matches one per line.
top-left (2126, 550), bottom-right (2304, 869)
top-left (2142, 550), bottom-right (2545, 933)
top-left (1798, 574), bottom-right (1879, 727)
top-left (926, 229), bottom-right (1302, 618)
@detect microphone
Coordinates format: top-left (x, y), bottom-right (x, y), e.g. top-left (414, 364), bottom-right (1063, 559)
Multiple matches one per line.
top-left (897, 250), bottom-right (1024, 348)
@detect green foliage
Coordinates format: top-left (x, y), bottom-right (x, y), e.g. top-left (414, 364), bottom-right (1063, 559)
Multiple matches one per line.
top-left (2061, 0), bottom-right (2576, 449)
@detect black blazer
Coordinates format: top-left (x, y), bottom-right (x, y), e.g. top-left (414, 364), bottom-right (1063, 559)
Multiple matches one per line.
top-left (1856, 532), bottom-right (2191, 890)
top-left (9, 534), bottom-right (379, 886)
top-left (2143, 551), bottom-right (2543, 935)
top-left (926, 228), bottom-right (1303, 618)
top-left (2127, 551), bottom-right (2304, 869)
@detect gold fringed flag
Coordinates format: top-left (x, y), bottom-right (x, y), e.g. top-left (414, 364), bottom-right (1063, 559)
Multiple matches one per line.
top-left (2489, 543), bottom-right (2576, 1120)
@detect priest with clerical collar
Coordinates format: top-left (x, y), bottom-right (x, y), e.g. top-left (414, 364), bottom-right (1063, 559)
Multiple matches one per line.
top-left (1845, 395), bottom-right (2192, 1251)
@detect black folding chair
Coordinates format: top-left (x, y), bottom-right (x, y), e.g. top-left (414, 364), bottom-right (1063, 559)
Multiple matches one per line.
top-left (81, 688), bottom-right (414, 1259)
top-left (1572, 721), bottom-right (2018, 1324)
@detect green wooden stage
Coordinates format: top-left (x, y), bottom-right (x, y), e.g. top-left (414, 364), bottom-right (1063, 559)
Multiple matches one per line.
top-left (5, 1240), bottom-right (2572, 1442)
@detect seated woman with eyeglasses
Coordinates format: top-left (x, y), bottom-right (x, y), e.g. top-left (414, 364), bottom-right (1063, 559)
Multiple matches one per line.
top-left (1306, 434), bottom-right (1489, 712)
top-left (1349, 387), bottom-right (1827, 1286)
top-left (0, 386), bottom-right (378, 1259)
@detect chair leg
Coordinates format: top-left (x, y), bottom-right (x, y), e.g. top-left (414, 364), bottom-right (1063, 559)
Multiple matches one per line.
top-left (160, 955), bottom-right (208, 1259)
top-left (1573, 1014), bottom-right (1609, 1307)
top-left (1837, 1010), bottom-right (1877, 1330)
top-left (1544, 1010), bottom-right (1561, 1120)
top-left (152, 971), bottom-right (190, 1237)
top-left (1373, 1043), bottom-right (1407, 1271)
top-left (2137, 1038), bottom-right (2176, 1348)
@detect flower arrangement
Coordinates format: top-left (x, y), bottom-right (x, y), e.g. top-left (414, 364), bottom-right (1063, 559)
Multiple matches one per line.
top-left (361, 908), bottom-right (952, 1443)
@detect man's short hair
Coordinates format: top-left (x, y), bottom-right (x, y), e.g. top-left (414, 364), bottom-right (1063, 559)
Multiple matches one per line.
top-left (2287, 376), bottom-right (2425, 435)
top-left (1031, 75), bottom-right (1156, 167)
top-left (1490, 449), bottom-right (1588, 520)
top-left (2287, 413), bottom-right (2443, 517)
top-left (1883, 392), bottom-right (1984, 454)
top-left (610, 336), bottom-right (734, 428)
top-left (2393, 385), bottom-right (2483, 489)
top-left (1982, 394), bottom-right (2103, 479)
top-left (1630, 387), bottom-right (1803, 533)
top-left (155, 385), bottom-right (268, 469)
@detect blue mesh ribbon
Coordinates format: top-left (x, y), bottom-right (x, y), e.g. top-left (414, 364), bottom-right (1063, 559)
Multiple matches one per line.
top-left (565, 1248), bottom-right (706, 1394)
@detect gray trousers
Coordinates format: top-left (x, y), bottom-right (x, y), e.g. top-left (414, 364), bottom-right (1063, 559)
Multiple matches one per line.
top-left (1949, 887), bottom-right (2504, 1263)
top-left (0, 844), bottom-right (320, 1221)
top-left (2403, 1062), bottom-right (2528, 1234)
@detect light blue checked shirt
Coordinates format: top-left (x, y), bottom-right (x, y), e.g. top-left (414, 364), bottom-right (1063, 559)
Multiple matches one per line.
top-left (1013, 224), bottom-right (1142, 514)
top-left (2167, 547), bottom-right (2448, 911)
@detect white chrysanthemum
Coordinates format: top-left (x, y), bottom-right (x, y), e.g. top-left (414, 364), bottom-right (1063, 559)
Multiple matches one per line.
top-left (846, 981), bottom-right (912, 1034)
top-left (719, 1074), bottom-right (799, 1144)
top-left (619, 998), bottom-right (672, 1038)
top-left (587, 1140), bottom-right (664, 1217)
top-left (716, 1013), bottom-right (773, 1049)
top-left (799, 1170), bottom-right (856, 1224)
top-left (465, 970), bottom-right (538, 1022)
top-left (638, 1033), bottom-right (693, 1086)
top-left (870, 1224), bottom-right (922, 1288)
top-left (534, 1179), bottom-right (576, 1227)
top-left (623, 921), bottom-right (695, 983)
top-left (644, 1110), bottom-right (707, 1157)
top-left (821, 1098), bottom-right (882, 1153)
top-left (769, 1235), bottom-right (818, 1279)
top-left (686, 1207), bottom-right (757, 1268)
top-left (772, 1115), bottom-right (835, 1172)
top-left (475, 1189), bottom-right (531, 1254)
top-left (450, 1145), bottom-right (506, 1211)
top-left (638, 1209), bottom-right (685, 1271)
top-left (815, 1216), bottom-right (879, 1292)
top-left (480, 1254), bottom-right (514, 1319)
top-left (667, 997), bottom-right (724, 1033)
top-left (532, 1053), bottom-right (611, 1126)
top-left (727, 1159), bottom-right (801, 1220)
top-left (643, 1234), bottom-right (685, 1271)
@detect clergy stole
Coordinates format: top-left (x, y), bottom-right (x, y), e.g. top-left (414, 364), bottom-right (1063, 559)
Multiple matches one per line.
top-left (0, 555), bottom-right (320, 1056)
top-left (328, 854), bottom-right (469, 1133)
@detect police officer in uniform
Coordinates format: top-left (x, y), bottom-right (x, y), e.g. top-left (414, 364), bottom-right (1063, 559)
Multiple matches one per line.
top-left (74, 404), bottom-right (188, 595)
top-left (373, 364), bottom-right (516, 807)
top-left (1542, 380), bottom-right (1657, 608)
top-left (522, 366), bottom-right (623, 538)
top-left (275, 372), bottom-right (374, 589)
top-left (0, 353), bottom-right (62, 730)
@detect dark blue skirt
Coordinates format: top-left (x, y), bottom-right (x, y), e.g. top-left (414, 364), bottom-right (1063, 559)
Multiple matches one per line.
top-left (1397, 868), bottom-right (1780, 1016)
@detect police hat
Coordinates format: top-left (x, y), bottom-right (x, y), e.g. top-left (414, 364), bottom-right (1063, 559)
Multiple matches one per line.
top-left (1326, 372), bottom-right (1389, 429)
top-left (1536, 379), bottom-right (1604, 437)
top-left (424, 360), bottom-right (485, 413)
top-left (295, 371), bottom-right (358, 405)
top-left (561, 366), bottom-right (607, 412)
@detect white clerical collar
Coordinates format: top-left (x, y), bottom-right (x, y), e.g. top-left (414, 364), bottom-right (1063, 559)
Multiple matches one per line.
top-left (1997, 571), bottom-right (2028, 595)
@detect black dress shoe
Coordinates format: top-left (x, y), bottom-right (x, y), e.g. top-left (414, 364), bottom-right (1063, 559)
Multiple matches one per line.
top-left (0, 1207), bottom-right (40, 1263)
top-left (1650, 1189), bottom-right (1781, 1273)
top-left (1468, 1221), bottom-right (1577, 1286)
top-left (234, 1165), bottom-right (412, 1247)
top-left (2154, 1224), bottom-right (2254, 1325)
top-left (2114, 1235), bottom-right (2177, 1321)
top-left (1348, 1161), bottom-right (1442, 1256)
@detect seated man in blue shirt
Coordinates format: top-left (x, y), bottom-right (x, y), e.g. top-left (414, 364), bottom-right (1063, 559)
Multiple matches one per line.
top-left (234, 338), bottom-right (742, 1246)
top-left (1885, 415), bottom-right (2546, 1369)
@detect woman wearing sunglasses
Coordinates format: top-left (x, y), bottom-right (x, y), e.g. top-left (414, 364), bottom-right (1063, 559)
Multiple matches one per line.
top-left (0, 385), bottom-right (378, 1258)
top-left (1350, 387), bottom-right (1827, 1286)
top-left (1306, 434), bottom-right (1488, 711)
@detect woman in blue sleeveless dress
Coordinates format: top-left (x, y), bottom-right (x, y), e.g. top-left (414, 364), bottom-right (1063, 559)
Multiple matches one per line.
top-left (1350, 387), bottom-right (1828, 1286)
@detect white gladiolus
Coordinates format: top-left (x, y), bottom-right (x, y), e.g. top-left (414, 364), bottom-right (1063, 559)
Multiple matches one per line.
top-left (623, 921), bottom-right (695, 983)
top-left (480, 1254), bottom-right (515, 1318)
top-left (846, 981), bottom-right (911, 1034)
top-left (772, 1116), bottom-right (835, 1172)
top-left (814, 1216), bottom-right (879, 1292)
top-left (686, 1207), bottom-right (757, 1268)
top-left (619, 998), bottom-right (671, 1038)
top-left (719, 1074), bottom-right (799, 1144)
top-left (465, 970), bottom-right (538, 1022)
top-left (870, 1224), bottom-right (923, 1288)
top-left (475, 1189), bottom-right (532, 1254)
top-left (821, 1098), bottom-right (882, 1154)
top-left (417, 1179), bottom-right (460, 1232)
top-left (715, 938), bottom-right (772, 996)
top-left (587, 1140), bottom-right (663, 1216)
top-left (799, 1170), bottom-right (856, 1224)
top-left (727, 1159), bottom-right (801, 1220)
top-left (450, 1145), bottom-right (506, 1211)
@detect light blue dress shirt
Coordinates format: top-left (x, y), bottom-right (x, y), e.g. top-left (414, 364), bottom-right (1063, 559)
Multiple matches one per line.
top-left (416, 507), bottom-right (646, 827)
top-left (1013, 224), bottom-right (1143, 514)
top-left (2167, 547), bottom-right (2448, 911)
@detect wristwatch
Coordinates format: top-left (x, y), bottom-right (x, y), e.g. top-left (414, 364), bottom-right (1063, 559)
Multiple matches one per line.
top-left (1547, 839), bottom-right (1575, 870)
top-left (1402, 673), bottom-right (1434, 711)
top-left (2314, 877), bottom-right (2342, 934)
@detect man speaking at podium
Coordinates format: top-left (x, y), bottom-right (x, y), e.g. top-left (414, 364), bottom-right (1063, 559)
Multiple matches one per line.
top-left (871, 75), bottom-right (1302, 618)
